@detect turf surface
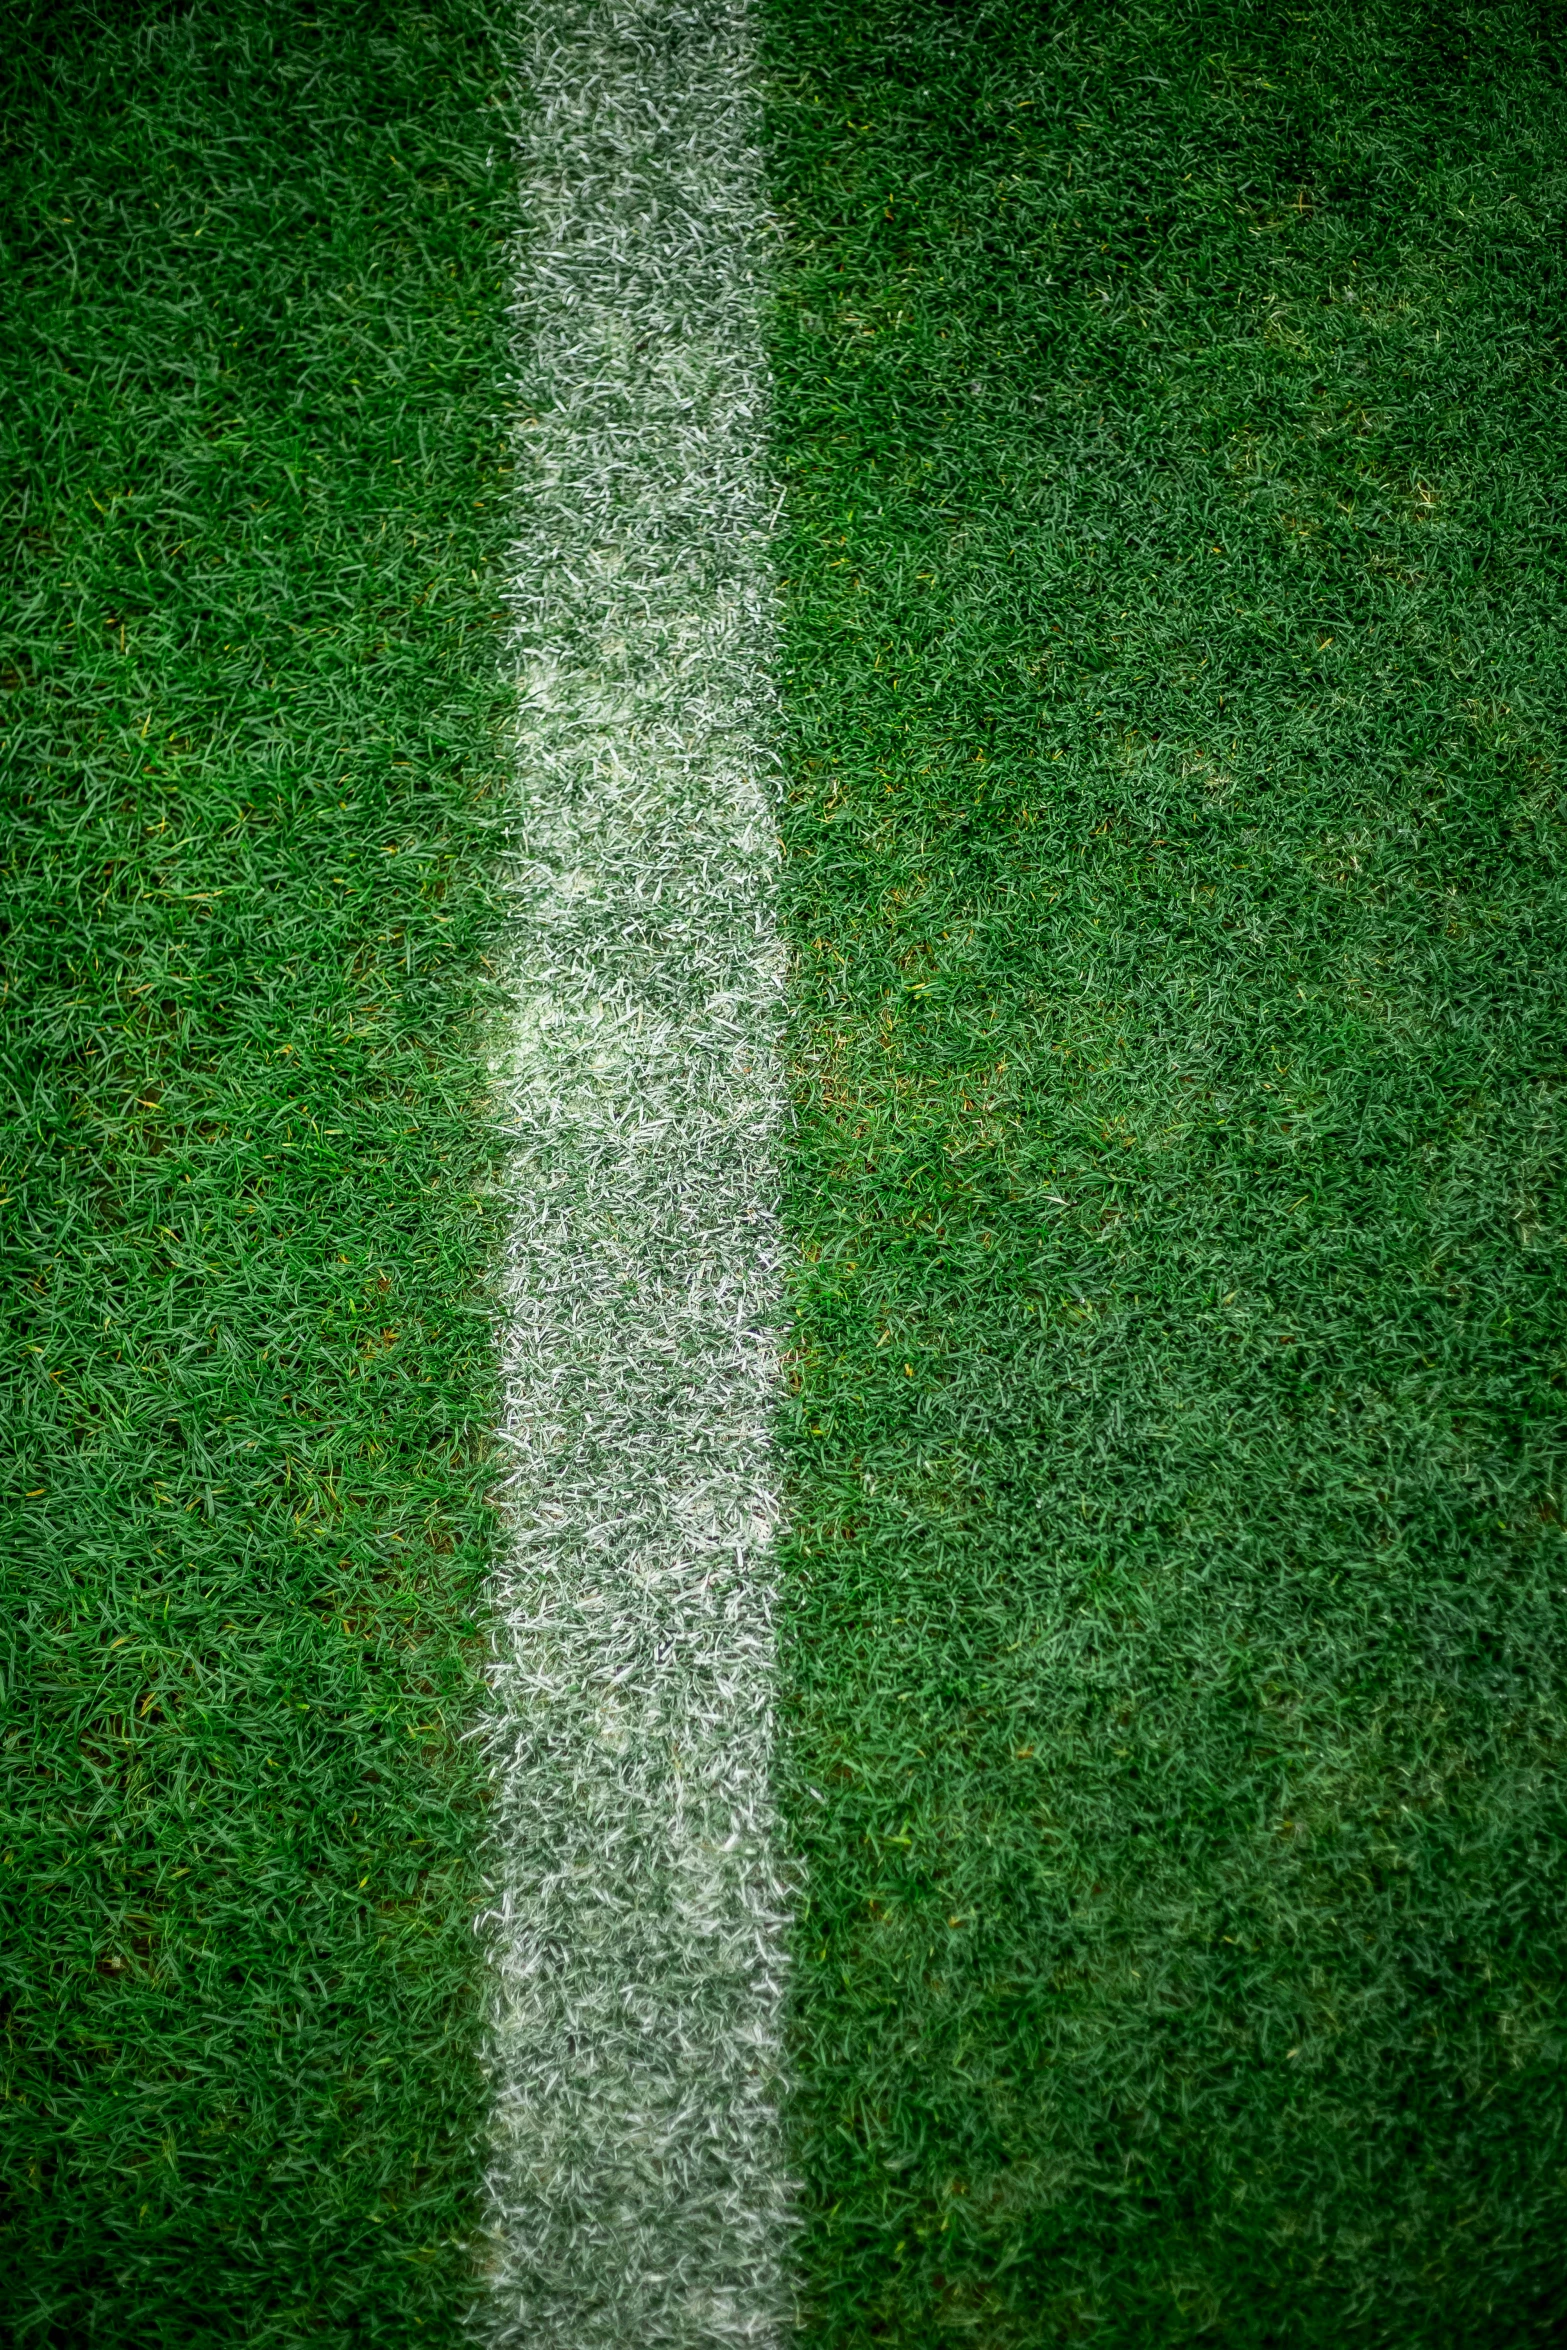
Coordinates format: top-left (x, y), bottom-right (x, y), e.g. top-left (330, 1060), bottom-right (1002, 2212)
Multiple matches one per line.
top-left (765, 2), bottom-right (1567, 2341)
top-left (1, 4), bottom-right (510, 2339)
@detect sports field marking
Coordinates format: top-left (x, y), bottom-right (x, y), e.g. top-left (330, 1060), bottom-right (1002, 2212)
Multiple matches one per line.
top-left (479, 3), bottom-right (792, 2342)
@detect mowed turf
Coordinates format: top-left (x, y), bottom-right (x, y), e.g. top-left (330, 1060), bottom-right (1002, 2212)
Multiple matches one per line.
top-left (1, 4), bottom-right (509, 2339)
top-left (767, 2), bottom-right (1567, 2341)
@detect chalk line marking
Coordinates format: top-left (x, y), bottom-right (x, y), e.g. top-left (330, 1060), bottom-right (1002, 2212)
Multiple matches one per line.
top-left (479, 4), bottom-right (792, 2342)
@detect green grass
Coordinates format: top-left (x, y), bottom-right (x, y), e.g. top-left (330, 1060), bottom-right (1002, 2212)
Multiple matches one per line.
top-left (766, 2), bottom-right (1567, 2341)
top-left (0, 4), bottom-right (510, 2339)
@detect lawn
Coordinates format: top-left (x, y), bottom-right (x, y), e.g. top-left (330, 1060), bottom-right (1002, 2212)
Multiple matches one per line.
top-left (6, 1), bottom-right (1567, 2343)
top-left (1, 3), bottom-right (511, 2340)
top-left (766, 2), bottom-right (1567, 2341)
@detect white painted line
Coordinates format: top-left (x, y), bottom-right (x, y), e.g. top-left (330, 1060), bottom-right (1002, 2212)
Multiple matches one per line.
top-left (478, 4), bottom-right (792, 2343)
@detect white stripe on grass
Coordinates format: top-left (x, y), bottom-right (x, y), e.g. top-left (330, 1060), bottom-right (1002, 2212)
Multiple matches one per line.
top-left (479, 3), bottom-right (791, 2343)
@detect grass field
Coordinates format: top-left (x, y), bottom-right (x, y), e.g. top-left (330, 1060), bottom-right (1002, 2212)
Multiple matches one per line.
top-left (766, 1), bottom-right (1567, 2341)
top-left (1, 4), bottom-right (510, 2340)
top-left (6, 0), bottom-right (1567, 2343)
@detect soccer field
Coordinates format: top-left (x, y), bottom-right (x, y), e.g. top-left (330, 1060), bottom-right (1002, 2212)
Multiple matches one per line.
top-left (5, 2), bottom-right (1567, 2345)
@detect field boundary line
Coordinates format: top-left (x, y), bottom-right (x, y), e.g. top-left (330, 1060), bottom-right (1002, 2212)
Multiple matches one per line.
top-left (478, 4), bottom-right (792, 2342)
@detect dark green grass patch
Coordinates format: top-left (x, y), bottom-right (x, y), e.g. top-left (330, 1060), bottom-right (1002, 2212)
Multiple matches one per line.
top-left (1, 4), bottom-right (510, 2339)
top-left (766, 2), bottom-right (1567, 2341)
